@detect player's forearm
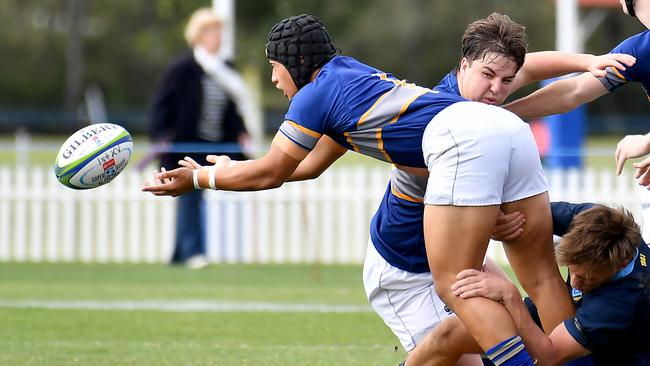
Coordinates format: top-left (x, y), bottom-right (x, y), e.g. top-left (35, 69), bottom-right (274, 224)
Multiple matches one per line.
top-left (505, 80), bottom-right (580, 120)
top-left (502, 292), bottom-right (559, 365)
top-left (197, 159), bottom-right (287, 191)
top-left (521, 52), bottom-right (594, 85)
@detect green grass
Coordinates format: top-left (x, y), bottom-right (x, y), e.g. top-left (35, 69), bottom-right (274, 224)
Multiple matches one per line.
top-left (0, 263), bottom-right (406, 365)
top-left (583, 135), bottom-right (622, 171)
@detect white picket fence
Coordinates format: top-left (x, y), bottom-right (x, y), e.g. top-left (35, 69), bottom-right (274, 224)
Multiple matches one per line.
top-left (0, 165), bottom-right (648, 265)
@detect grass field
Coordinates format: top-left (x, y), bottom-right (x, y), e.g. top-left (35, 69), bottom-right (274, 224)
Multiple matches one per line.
top-left (0, 262), bottom-right (410, 366)
top-left (0, 133), bottom-right (625, 365)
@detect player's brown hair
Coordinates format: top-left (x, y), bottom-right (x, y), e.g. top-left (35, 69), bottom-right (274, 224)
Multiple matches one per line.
top-left (556, 205), bottom-right (642, 275)
top-left (459, 13), bottom-right (527, 72)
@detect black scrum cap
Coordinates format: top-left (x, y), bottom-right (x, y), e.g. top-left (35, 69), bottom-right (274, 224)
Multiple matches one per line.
top-left (266, 14), bottom-right (336, 89)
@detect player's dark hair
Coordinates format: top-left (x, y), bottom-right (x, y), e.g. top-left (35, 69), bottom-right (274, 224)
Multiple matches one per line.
top-left (266, 14), bottom-right (336, 90)
top-left (556, 205), bottom-right (642, 275)
top-left (458, 13), bottom-right (527, 73)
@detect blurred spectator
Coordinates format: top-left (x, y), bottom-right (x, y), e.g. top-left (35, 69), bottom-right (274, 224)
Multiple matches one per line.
top-left (149, 7), bottom-right (251, 269)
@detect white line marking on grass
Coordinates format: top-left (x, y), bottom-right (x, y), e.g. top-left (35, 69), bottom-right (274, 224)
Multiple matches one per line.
top-left (0, 300), bottom-right (373, 313)
top-left (0, 339), bottom-right (393, 351)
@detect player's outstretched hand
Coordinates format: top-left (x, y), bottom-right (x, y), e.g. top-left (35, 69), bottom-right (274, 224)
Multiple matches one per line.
top-left (206, 154), bottom-right (233, 169)
top-left (142, 167), bottom-right (194, 197)
top-left (587, 53), bottom-right (636, 78)
top-left (178, 156), bottom-right (202, 169)
top-left (451, 268), bottom-right (519, 305)
top-left (491, 210), bottom-right (525, 242)
top-left (615, 133), bottom-right (650, 175)
top-left (634, 156), bottom-right (650, 189)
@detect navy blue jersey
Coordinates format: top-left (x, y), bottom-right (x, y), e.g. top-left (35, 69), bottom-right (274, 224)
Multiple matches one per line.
top-left (279, 56), bottom-right (465, 168)
top-left (369, 71), bottom-right (461, 273)
top-left (601, 30), bottom-right (650, 100)
top-left (545, 202), bottom-right (650, 366)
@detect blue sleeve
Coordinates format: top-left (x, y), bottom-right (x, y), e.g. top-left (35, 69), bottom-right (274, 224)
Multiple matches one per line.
top-left (279, 78), bottom-right (341, 151)
top-left (564, 293), bottom-right (636, 351)
top-left (551, 202), bottom-right (595, 237)
top-left (601, 31), bottom-right (650, 91)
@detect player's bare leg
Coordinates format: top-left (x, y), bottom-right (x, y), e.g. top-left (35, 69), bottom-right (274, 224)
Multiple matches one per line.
top-left (406, 316), bottom-right (482, 366)
top-left (423, 205), bottom-right (517, 356)
top-left (501, 192), bottom-right (575, 333)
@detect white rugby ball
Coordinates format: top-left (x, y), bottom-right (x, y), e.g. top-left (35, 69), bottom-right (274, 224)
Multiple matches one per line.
top-left (54, 123), bottom-right (133, 189)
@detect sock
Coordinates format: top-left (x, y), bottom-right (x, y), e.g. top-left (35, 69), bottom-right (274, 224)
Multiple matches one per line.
top-left (485, 335), bottom-right (536, 366)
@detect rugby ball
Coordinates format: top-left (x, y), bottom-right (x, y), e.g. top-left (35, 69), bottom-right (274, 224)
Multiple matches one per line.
top-left (54, 123), bottom-right (132, 189)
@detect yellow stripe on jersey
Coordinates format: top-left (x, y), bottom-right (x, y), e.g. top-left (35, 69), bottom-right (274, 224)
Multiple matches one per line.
top-left (376, 129), bottom-right (393, 163)
top-left (391, 184), bottom-right (423, 203)
top-left (358, 89), bottom-right (392, 127)
top-left (343, 131), bottom-right (360, 153)
top-left (641, 253), bottom-right (646, 267)
top-left (610, 67), bottom-right (627, 81)
top-left (376, 73), bottom-right (417, 88)
top-left (390, 89), bottom-right (429, 123)
top-left (286, 120), bottom-right (322, 139)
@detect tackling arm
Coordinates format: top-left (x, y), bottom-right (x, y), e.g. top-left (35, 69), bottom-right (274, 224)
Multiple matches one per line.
top-left (502, 292), bottom-right (590, 366)
top-left (453, 269), bottom-right (590, 366)
top-left (511, 51), bottom-right (635, 91)
top-left (504, 73), bottom-right (608, 120)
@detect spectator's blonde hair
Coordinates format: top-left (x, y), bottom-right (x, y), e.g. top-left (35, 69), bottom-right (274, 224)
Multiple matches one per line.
top-left (184, 8), bottom-right (223, 47)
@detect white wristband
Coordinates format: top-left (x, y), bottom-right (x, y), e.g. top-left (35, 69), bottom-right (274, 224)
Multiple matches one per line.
top-left (208, 168), bottom-right (217, 190)
top-left (192, 169), bottom-right (200, 190)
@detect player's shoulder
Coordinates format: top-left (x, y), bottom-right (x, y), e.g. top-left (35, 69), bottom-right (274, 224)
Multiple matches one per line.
top-left (613, 30), bottom-right (650, 56)
top-left (293, 56), bottom-right (357, 96)
top-left (314, 55), bottom-right (381, 87)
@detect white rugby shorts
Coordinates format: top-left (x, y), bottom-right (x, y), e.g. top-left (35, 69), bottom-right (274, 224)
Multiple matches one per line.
top-left (422, 101), bottom-right (548, 206)
top-left (363, 240), bottom-right (453, 351)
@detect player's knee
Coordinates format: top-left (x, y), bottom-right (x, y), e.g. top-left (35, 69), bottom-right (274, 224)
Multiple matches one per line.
top-left (416, 323), bottom-right (451, 356)
top-left (432, 272), bottom-right (457, 305)
top-left (430, 319), bottom-right (456, 349)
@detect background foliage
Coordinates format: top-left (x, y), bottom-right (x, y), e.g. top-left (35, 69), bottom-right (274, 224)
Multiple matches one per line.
top-left (0, 0), bottom-right (646, 132)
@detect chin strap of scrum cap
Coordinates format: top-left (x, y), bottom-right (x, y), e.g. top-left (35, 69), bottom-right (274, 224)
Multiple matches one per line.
top-left (626, 0), bottom-right (637, 17)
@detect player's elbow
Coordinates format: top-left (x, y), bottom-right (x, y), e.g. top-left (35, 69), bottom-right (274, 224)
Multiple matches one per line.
top-left (562, 80), bottom-right (600, 113)
top-left (563, 91), bottom-right (586, 112)
top-left (307, 169), bottom-right (325, 180)
top-left (265, 177), bottom-right (285, 189)
top-left (260, 169), bottom-right (288, 189)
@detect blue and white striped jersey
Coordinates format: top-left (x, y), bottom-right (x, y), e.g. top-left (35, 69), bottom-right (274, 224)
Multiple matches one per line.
top-left (278, 56), bottom-right (465, 168)
top-left (369, 71), bottom-right (460, 273)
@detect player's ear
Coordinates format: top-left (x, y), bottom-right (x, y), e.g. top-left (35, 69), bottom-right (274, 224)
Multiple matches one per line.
top-left (460, 57), bottom-right (470, 72)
